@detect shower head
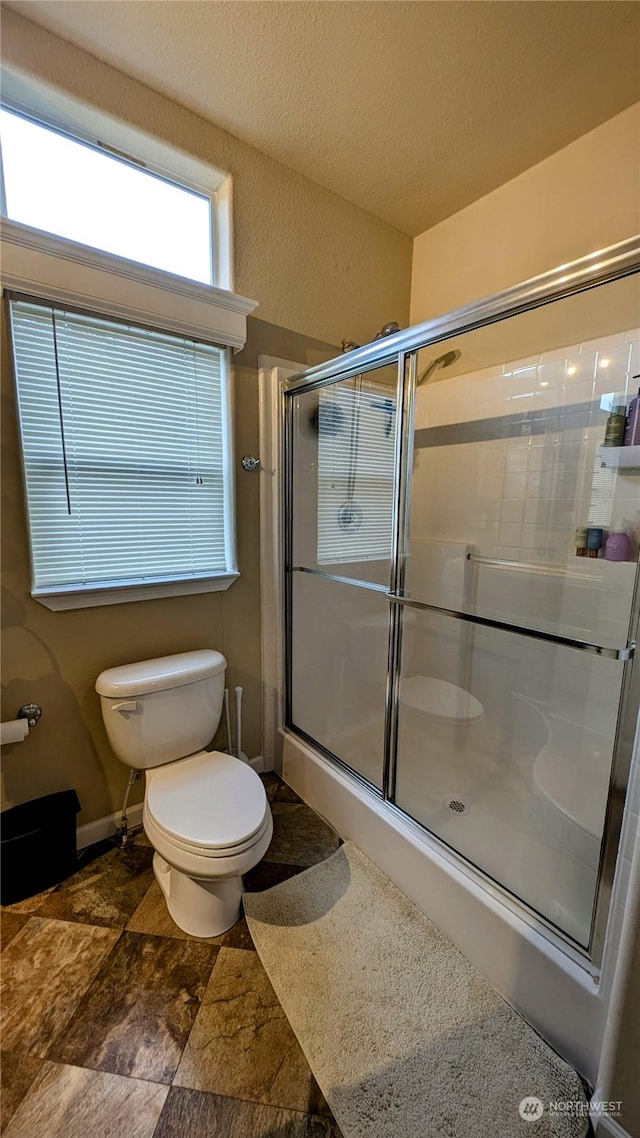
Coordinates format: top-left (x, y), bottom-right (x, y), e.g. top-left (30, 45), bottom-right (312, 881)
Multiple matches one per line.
top-left (374, 322), bottom-right (401, 340)
top-left (416, 349), bottom-right (462, 386)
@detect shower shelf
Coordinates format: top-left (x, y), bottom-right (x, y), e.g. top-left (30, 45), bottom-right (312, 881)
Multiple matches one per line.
top-left (599, 444), bottom-right (640, 469)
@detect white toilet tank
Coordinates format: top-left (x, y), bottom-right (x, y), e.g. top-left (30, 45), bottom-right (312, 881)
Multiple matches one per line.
top-left (96, 649), bottom-right (226, 770)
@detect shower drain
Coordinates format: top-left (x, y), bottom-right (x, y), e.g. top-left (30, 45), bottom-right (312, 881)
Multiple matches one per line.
top-left (444, 797), bottom-right (470, 815)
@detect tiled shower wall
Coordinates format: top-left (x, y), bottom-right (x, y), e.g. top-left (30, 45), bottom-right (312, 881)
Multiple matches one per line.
top-left (408, 326), bottom-right (640, 736)
top-left (413, 326), bottom-right (640, 561)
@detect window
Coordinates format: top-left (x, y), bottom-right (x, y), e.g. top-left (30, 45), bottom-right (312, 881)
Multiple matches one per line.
top-left (9, 299), bottom-right (237, 609)
top-left (1, 97), bottom-right (257, 608)
top-left (0, 106), bottom-right (213, 284)
top-left (317, 379), bottom-right (396, 564)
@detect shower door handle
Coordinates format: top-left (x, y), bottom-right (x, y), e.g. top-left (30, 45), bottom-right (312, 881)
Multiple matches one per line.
top-left (386, 593), bottom-right (635, 662)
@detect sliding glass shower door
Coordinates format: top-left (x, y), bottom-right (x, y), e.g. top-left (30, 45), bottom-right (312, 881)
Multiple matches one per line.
top-left (284, 241), bottom-right (640, 958)
top-left (392, 277), bottom-right (639, 949)
top-left (288, 363), bottom-right (398, 789)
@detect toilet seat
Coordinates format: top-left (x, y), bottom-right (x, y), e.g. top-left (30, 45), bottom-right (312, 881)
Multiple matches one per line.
top-left (145, 750), bottom-right (269, 857)
top-left (146, 810), bottom-right (272, 860)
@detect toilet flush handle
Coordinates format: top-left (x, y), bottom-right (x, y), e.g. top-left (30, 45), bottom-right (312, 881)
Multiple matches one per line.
top-left (111, 700), bottom-right (138, 713)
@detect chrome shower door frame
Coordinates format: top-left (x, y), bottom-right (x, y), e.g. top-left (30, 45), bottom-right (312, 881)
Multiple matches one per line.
top-left (282, 236), bottom-right (640, 966)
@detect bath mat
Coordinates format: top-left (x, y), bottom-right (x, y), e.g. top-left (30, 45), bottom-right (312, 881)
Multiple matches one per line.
top-left (244, 842), bottom-right (589, 1138)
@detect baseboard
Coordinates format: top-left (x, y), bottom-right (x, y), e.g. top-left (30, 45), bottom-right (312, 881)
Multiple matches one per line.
top-left (77, 803), bottom-right (143, 849)
top-left (590, 1083), bottom-right (631, 1138)
top-left (77, 755), bottom-right (265, 849)
top-left (592, 1109), bottom-right (631, 1137)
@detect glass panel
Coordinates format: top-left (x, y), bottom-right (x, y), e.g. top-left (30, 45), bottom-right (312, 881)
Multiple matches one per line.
top-left (393, 607), bottom-right (624, 946)
top-left (0, 107), bottom-right (213, 284)
top-left (408, 272), bottom-right (640, 648)
top-left (290, 571), bottom-right (388, 789)
top-left (291, 362), bottom-right (397, 587)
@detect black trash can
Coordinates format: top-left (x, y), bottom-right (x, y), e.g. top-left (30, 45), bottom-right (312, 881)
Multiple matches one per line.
top-left (1, 789), bottom-right (81, 905)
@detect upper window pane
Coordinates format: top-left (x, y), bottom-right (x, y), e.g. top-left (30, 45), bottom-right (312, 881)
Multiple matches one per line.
top-left (0, 107), bottom-right (213, 284)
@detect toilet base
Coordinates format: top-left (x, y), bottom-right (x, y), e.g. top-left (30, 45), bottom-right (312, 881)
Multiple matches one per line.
top-left (153, 852), bottom-right (243, 938)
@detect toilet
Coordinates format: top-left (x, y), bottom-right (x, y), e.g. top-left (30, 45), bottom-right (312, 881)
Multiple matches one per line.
top-left (95, 649), bottom-right (273, 938)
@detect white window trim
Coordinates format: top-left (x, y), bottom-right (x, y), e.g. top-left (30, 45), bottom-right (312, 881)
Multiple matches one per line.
top-left (1, 71), bottom-right (236, 292)
top-left (33, 573), bottom-right (240, 612)
top-left (9, 298), bottom-right (240, 610)
top-left (257, 357), bottom-right (304, 770)
top-left (4, 228), bottom-right (252, 610)
top-left (1, 219), bottom-right (257, 351)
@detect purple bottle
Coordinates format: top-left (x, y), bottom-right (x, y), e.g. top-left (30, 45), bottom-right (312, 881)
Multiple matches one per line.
top-left (604, 528), bottom-right (632, 562)
top-left (623, 378), bottom-right (640, 446)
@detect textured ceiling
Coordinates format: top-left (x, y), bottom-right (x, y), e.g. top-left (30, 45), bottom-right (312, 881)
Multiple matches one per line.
top-left (4, 1), bottom-right (640, 236)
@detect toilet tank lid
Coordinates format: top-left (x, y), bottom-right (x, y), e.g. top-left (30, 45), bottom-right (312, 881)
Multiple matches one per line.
top-left (95, 649), bottom-right (226, 698)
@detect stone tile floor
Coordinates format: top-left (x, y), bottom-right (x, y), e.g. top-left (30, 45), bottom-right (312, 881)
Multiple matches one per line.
top-left (0, 773), bottom-right (344, 1138)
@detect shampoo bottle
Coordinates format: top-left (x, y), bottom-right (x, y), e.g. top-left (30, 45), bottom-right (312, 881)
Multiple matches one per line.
top-left (604, 406), bottom-right (627, 446)
top-left (623, 378), bottom-right (640, 446)
top-left (575, 527), bottom-right (588, 557)
top-left (586, 528), bottom-right (604, 557)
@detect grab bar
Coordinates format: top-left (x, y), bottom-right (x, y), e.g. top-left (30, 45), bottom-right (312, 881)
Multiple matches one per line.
top-left (467, 553), bottom-right (592, 581)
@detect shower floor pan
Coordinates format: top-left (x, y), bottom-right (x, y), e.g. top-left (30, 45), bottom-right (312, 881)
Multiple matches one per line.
top-left (323, 700), bottom-right (608, 948)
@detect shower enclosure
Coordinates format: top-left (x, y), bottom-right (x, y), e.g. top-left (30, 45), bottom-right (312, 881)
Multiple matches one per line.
top-left (282, 238), bottom-right (640, 966)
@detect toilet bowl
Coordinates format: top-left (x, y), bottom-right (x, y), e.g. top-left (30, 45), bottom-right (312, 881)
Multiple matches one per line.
top-left (96, 649), bottom-right (272, 937)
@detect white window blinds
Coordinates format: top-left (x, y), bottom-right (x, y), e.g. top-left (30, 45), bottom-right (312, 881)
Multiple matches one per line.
top-left (317, 379), bottom-right (396, 564)
top-left (10, 299), bottom-right (235, 599)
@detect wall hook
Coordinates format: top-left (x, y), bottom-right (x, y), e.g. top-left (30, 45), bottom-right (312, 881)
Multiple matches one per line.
top-left (241, 456), bottom-right (261, 472)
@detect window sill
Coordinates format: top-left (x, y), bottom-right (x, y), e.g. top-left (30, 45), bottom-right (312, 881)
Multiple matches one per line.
top-left (33, 572), bottom-right (240, 611)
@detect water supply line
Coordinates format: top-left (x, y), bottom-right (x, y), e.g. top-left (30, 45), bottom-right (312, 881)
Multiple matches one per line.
top-left (224, 688), bottom-right (232, 754)
top-left (235, 685), bottom-right (248, 763)
top-left (116, 769), bottom-right (142, 850)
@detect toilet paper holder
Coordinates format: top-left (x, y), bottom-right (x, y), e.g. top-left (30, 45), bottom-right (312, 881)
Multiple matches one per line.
top-left (17, 703), bottom-right (43, 729)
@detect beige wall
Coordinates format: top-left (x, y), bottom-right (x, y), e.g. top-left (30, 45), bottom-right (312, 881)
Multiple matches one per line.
top-left (411, 103), bottom-right (640, 324)
top-left (1, 310), bottom-right (334, 825)
top-left (0, 9), bottom-right (411, 827)
top-left (1, 8), bottom-right (412, 348)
